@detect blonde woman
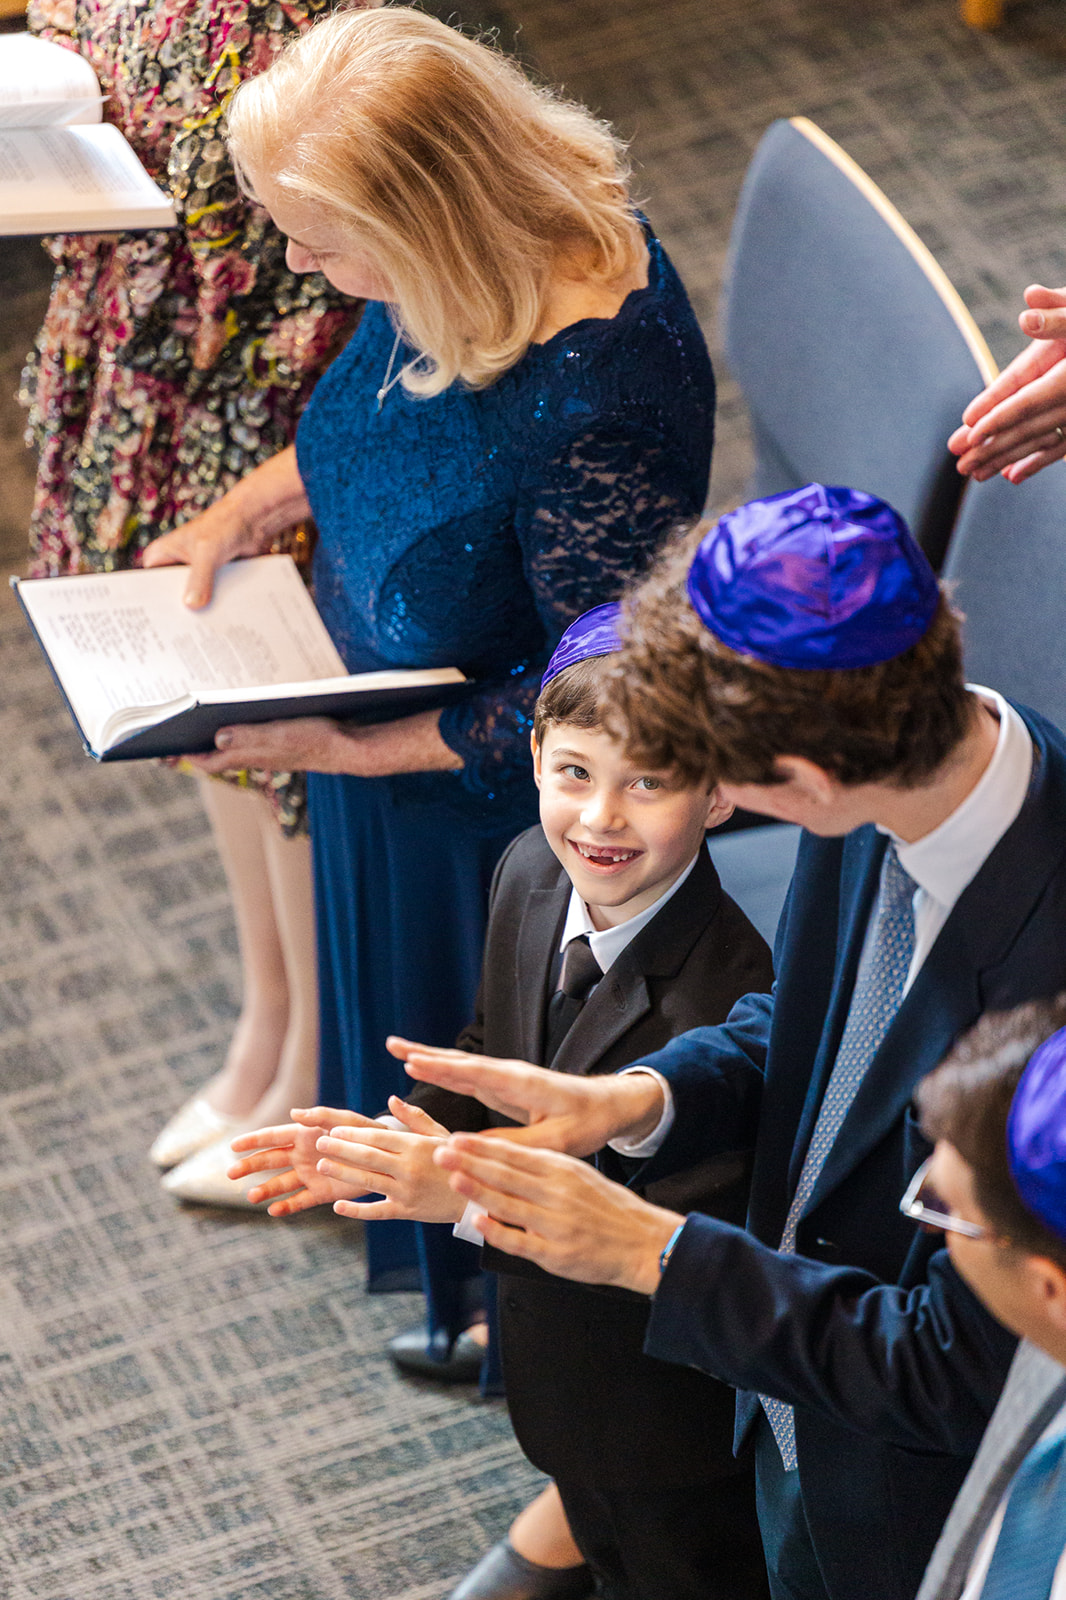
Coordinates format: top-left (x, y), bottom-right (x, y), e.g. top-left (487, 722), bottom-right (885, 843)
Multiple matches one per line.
top-left (143, 5), bottom-right (715, 1553)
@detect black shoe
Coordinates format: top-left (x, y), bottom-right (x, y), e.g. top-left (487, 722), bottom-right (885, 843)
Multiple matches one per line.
top-left (387, 1324), bottom-right (485, 1384)
top-left (448, 1539), bottom-right (594, 1600)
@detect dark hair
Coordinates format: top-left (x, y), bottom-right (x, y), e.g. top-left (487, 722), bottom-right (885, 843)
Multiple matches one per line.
top-left (917, 995), bottom-right (1066, 1269)
top-left (605, 522), bottom-right (973, 788)
top-left (533, 655), bottom-right (616, 746)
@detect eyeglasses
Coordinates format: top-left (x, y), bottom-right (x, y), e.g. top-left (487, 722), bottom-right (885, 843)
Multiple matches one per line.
top-left (899, 1157), bottom-right (990, 1240)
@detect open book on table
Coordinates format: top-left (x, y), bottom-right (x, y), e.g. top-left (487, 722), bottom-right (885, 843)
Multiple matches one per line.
top-left (0, 33), bottom-right (177, 234)
top-left (12, 554), bottom-right (469, 762)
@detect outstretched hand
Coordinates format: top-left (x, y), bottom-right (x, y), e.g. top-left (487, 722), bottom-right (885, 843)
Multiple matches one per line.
top-left (950, 285), bottom-right (1066, 483)
top-left (228, 1106), bottom-right (377, 1215)
top-left (434, 1133), bottom-right (683, 1295)
top-left (316, 1097), bottom-right (462, 1223)
top-left (387, 1036), bottom-right (665, 1157)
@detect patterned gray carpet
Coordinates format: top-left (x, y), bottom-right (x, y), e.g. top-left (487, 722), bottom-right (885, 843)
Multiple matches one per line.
top-left (510, 0), bottom-right (1066, 509)
top-left (3, 1), bottom-right (1066, 1595)
top-left (0, 602), bottom-right (543, 1600)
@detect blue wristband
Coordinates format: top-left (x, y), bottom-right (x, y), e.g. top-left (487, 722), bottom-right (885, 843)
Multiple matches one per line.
top-left (659, 1220), bottom-right (687, 1276)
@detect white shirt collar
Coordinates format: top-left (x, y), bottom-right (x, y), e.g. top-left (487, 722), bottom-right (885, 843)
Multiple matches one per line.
top-left (881, 687), bottom-right (1033, 911)
top-left (559, 845), bottom-right (703, 975)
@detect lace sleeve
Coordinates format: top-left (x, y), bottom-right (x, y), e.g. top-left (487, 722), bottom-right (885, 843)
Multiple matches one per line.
top-left (438, 424), bottom-right (706, 799)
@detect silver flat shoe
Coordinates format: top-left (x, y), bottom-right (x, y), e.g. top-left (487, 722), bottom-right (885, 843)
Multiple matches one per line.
top-left (161, 1134), bottom-right (281, 1209)
top-left (149, 1094), bottom-right (247, 1169)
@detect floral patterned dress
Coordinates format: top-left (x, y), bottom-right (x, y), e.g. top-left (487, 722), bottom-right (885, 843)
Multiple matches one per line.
top-left (20, 0), bottom-right (366, 830)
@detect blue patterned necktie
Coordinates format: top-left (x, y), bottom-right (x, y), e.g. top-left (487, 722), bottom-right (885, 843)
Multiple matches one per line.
top-left (762, 843), bottom-right (917, 1470)
top-left (981, 1431), bottom-right (1066, 1600)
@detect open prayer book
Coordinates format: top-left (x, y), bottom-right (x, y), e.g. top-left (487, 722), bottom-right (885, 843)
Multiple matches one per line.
top-left (12, 554), bottom-right (468, 762)
top-left (0, 34), bottom-right (177, 234)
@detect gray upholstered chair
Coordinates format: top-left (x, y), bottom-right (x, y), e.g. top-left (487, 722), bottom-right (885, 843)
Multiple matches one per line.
top-left (723, 116), bottom-right (996, 570)
top-left (709, 117), bottom-right (1000, 947)
top-left (943, 466), bottom-right (1066, 730)
top-left (709, 823), bottom-right (801, 948)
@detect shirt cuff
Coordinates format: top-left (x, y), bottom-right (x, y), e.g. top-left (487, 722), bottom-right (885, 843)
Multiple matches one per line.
top-left (453, 1201), bottom-right (485, 1245)
top-left (607, 1068), bottom-right (675, 1157)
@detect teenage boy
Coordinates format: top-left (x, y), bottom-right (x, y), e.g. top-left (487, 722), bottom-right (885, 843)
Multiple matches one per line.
top-left (405, 484), bottom-right (1066, 1600)
top-left (910, 996), bottom-right (1066, 1600)
top-left (230, 604), bottom-right (774, 1600)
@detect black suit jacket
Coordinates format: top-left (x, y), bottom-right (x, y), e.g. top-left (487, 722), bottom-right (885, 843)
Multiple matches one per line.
top-left (630, 704), bottom-right (1066, 1600)
top-left (412, 824), bottom-right (773, 1487)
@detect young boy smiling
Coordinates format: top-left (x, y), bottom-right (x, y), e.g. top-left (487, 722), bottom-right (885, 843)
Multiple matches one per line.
top-left (532, 610), bottom-right (741, 934)
top-left (537, 698), bottom-right (725, 927)
top-left (230, 604), bottom-right (774, 1600)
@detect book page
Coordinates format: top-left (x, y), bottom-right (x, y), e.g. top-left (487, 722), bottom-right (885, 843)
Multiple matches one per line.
top-left (17, 556), bottom-right (348, 750)
top-left (0, 35), bottom-right (103, 126)
top-left (0, 124), bottom-right (176, 233)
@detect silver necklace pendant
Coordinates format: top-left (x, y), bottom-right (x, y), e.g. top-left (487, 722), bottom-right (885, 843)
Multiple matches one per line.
top-left (375, 329), bottom-right (406, 414)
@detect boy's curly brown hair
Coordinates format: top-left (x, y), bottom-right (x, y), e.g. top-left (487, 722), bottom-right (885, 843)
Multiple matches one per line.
top-left (605, 522), bottom-right (973, 789)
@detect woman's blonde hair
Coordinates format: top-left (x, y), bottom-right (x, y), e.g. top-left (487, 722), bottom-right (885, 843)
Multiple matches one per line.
top-left (225, 6), bottom-right (645, 395)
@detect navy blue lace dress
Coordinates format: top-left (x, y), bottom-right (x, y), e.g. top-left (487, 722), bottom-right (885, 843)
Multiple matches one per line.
top-left (297, 229), bottom-right (715, 1342)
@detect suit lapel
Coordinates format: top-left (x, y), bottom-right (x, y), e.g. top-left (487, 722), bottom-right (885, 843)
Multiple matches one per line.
top-left (788, 827), bottom-right (884, 1193)
top-left (807, 727), bottom-right (1066, 1215)
top-left (551, 968), bottom-right (652, 1075)
top-left (805, 938), bottom-right (981, 1214)
top-left (515, 883), bottom-right (569, 1064)
top-left (551, 846), bottom-right (723, 1077)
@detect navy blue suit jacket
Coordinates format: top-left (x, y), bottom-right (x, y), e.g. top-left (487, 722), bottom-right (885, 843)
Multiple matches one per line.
top-left (629, 705), bottom-right (1066, 1600)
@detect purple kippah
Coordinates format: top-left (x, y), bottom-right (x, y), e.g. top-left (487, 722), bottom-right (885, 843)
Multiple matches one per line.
top-left (1008, 1027), bottom-right (1066, 1243)
top-left (686, 484), bottom-right (941, 669)
top-left (541, 602), bottom-right (625, 690)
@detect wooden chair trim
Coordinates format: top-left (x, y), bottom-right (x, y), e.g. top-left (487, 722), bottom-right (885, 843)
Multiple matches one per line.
top-left (788, 115), bottom-right (999, 386)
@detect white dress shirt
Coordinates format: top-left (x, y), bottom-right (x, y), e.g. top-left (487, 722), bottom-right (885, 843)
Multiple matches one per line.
top-left (557, 845), bottom-right (701, 977)
top-left (620, 688), bottom-right (1034, 1160)
top-left (884, 687), bottom-right (1032, 995)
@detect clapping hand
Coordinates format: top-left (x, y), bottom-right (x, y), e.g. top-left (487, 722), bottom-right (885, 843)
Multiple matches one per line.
top-left (433, 1133), bottom-right (683, 1296)
top-left (228, 1105), bottom-right (375, 1215)
top-left (387, 1036), bottom-right (665, 1158)
top-left (315, 1098), bottom-right (463, 1223)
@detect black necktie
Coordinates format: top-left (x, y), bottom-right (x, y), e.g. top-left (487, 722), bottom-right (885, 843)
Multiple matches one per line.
top-left (543, 934), bottom-right (602, 1064)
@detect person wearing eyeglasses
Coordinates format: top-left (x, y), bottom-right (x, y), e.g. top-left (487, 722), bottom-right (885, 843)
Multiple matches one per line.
top-left (908, 994), bottom-right (1066, 1600)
